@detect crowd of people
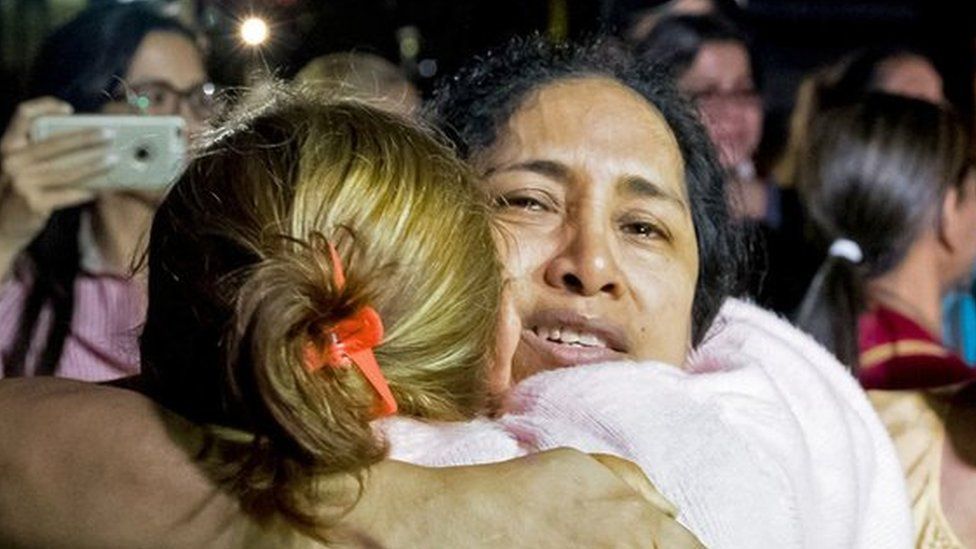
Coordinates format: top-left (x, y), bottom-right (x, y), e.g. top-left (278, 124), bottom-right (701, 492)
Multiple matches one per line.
top-left (0, 1), bottom-right (974, 547)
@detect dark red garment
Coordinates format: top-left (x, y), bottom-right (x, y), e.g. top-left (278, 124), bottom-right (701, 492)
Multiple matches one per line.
top-left (858, 305), bottom-right (976, 390)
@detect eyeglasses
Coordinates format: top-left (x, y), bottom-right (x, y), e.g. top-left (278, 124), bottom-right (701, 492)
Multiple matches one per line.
top-left (111, 80), bottom-right (220, 119)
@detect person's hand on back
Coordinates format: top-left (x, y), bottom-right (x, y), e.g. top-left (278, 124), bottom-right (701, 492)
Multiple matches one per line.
top-left (336, 448), bottom-right (702, 548)
top-left (0, 378), bottom-right (702, 548)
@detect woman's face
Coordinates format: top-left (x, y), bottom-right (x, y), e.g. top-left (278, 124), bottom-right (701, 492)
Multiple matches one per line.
top-left (479, 77), bottom-right (699, 384)
top-left (942, 170), bottom-right (976, 290)
top-left (101, 31), bottom-right (210, 135)
top-left (100, 31), bottom-right (208, 204)
top-left (678, 40), bottom-right (762, 170)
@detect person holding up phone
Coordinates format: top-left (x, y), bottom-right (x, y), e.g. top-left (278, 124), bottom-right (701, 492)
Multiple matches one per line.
top-left (0, 3), bottom-right (215, 380)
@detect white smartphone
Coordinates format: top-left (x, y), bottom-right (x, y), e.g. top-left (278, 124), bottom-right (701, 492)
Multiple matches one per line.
top-left (30, 115), bottom-right (186, 191)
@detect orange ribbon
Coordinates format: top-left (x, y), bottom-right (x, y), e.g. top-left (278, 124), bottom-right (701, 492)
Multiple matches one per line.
top-left (303, 242), bottom-right (397, 417)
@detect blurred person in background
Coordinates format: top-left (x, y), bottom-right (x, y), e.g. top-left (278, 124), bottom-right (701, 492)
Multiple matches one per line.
top-left (767, 46), bottom-right (948, 316)
top-left (0, 3), bottom-right (215, 380)
top-left (796, 93), bottom-right (976, 547)
top-left (294, 52), bottom-right (421, 116)
top-left (633, 14), bottom-right (810, 316)
top-left (796, 93), bottom-right (974, 390)
top-left (622, 0), bottom-right (729, 44)
top-left (636, 14), bottom-right (770, 224)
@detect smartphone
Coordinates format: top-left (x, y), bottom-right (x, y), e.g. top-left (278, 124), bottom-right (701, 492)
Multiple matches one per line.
top-left (30, 115), bottom-right (186, 191)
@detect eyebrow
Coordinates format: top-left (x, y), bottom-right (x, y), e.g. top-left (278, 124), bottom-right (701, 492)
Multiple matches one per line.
top-left (486, 159), bottom-right (687, 210)
top-left (619, 175), bottom-right (687, 210)
top-left (483, 159), bottom-right (570, 181)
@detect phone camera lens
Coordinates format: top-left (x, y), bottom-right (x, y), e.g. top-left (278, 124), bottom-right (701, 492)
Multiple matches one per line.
top-left (135, 146), bottom-right (152, 162)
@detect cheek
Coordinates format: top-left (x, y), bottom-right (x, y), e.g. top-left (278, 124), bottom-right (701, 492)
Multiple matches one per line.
top-left (496, 223), bottom-right (555, 278)
top-left (627, 258), bottom-right (697, 366)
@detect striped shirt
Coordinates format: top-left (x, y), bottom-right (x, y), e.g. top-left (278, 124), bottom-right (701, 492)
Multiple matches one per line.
top-left (0, 216), bottom-right (144, 381)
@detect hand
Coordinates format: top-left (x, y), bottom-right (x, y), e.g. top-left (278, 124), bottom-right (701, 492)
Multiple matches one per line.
top-left (337, 448), bottom-right (704, 548)
top-left (0, 379), bottom-right (704, 548)
top-left (0, 97), bottom-right (114, 248)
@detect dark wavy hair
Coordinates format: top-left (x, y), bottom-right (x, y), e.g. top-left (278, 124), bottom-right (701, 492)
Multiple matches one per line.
top-left (3, 4), bottom-right (197, 377)
top-left (634, 14), bottom-right (757, 86)
top-left (427, 35), bottom-right (747, 345)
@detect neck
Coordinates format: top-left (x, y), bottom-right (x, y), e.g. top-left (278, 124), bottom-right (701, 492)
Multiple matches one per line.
top-left (868, 239), bottom-right (943, 335)
top-left (91, 193), bottom-right (156, 275)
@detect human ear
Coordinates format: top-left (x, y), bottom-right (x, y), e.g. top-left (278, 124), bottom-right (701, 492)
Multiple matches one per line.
top-left (938, 186), bottom-right (961, 253)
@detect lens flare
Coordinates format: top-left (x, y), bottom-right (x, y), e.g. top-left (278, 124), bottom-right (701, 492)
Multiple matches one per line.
top-left (240, 17), bottom-right (269, 46)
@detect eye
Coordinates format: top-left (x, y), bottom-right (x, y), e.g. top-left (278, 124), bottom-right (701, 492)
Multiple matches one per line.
top-left (619, 216), bottom-right (671, 242)
top-left (493, 192), bottom-right (554, 213)
top-left (622, 222), bottom-right (659, 237)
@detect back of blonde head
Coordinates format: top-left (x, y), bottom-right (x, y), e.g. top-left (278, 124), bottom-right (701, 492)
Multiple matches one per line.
top-left (140, 86), bottom-right (501, 533)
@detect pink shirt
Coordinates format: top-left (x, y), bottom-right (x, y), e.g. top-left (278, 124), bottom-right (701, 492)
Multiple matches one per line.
top-left (0, 218), bottom-right (144, 381)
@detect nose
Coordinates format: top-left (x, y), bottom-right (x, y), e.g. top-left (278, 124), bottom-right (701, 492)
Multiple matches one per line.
top-left (543, 219), bottom-right (625, 298)
top-left (178, 101), bottom-right (205, 136)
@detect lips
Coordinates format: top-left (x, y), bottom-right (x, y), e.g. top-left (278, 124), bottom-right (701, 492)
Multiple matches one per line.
top-left (519, 309), bottom-right (629, 369)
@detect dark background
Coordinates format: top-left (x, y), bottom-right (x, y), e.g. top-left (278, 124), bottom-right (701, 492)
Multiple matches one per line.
top-left (1, 0), bottom-right (974, 156)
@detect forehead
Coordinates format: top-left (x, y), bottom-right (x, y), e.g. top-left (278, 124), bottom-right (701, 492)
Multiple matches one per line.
top-left (684, 41), bottom-right (750, 80)
top-left (488, 77), bottom-right (687, 195)
top-left (126, 31), bottom-right (205, 84)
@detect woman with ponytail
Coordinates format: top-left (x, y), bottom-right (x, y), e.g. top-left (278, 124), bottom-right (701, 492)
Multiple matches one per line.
top-left (796, 93), bottom-right (976, 388)
top-left (129, 86), bottom-right (700, 546)
top-left (796, 93), bottom-right (976, 548)
top-left (138, 87), bottom-right (505, 535)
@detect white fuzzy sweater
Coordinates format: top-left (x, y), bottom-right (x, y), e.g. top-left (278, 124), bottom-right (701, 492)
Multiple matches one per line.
top-left (380, 299), bottom-right (913, 548)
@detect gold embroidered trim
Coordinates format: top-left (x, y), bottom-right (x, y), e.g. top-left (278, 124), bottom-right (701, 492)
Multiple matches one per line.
top-left (860, 339), bottom-right (949, 369)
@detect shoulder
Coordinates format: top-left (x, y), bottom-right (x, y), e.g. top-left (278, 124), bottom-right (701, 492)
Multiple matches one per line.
top-left (503, 361), bottom-right (803, 548)
top-left (0, 378), bottom-right (258, 548)
top-left (691, 298), bottom-right (914, 548)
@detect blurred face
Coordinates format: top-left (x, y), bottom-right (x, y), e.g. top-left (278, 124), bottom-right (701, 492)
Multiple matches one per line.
top-left (678, 40), bottom-right (762, 169)
top-left (942, 170), bottom-right (976, 290)
top-left (875, 54), bottom-right (945, 105)
top-left (101, 31), bottom-right (210, 135)
top-left (100, 31), bottom-right (209, 204)
top-left (479, 78), bottom-right (699, 384)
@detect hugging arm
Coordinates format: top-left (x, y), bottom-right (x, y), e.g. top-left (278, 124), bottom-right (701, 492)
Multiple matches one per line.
top-left (0, 378), bottom-right (679, 548)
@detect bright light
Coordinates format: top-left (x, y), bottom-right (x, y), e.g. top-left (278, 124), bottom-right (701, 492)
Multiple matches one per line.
top-left (240, 17), bottom-right (269, 46)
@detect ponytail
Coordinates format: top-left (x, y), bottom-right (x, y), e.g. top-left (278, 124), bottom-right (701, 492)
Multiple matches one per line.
top-left (212, 234), bottom-right (388, 530)
top-left (795, 94), bottom-right (971, 374)
top-left (141, 90), bottom-right (502, 537)
top-left (796, 240), bottom-right (866, 372)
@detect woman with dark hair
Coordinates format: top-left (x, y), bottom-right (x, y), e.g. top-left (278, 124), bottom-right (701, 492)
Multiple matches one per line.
top-left (422, 36), bottom-right (909, 547)
top-left (0, 3), bottom-right (215, 380)
top-left (0, 38), bottom-right (912, 547)
top-left (795, 93), bottom-right (976, 548)
top-left (635, 15), bottom-right (768, 223)
top-left (632, 14), bottom-right (814, 316)
top-left (796, 93), bottom-right (976, 388)
top-left (777, 46), bottom-right (945, 192)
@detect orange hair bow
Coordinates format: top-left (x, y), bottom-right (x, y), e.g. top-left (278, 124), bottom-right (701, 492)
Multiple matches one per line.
top-left (303, 242), bottom-right (397, 417)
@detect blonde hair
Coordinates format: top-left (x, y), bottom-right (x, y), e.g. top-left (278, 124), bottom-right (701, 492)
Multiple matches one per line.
top-left (140, 85), bottom-right (501, 534)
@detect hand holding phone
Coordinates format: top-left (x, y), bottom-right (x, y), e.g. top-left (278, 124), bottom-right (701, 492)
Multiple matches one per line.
top-left (30, 114), bottom-right (186, 191)
top-left (0, 98), bottom-right (109, 272)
